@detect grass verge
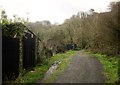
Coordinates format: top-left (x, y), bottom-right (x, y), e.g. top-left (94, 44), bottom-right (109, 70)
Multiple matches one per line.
top-left (89, 52), bottom-right (119, 83)
top-left (13, 50), bottom-right (77, 84)
top-left (41, 50), bottom-right (77, 83)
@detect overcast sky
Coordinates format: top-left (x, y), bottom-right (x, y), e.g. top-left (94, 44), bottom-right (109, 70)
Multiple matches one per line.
top-left (0, 0), bottom-right (117, 24)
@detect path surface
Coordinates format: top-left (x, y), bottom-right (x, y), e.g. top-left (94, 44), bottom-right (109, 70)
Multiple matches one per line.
top-left (54, 50), bottom-right (105, 83)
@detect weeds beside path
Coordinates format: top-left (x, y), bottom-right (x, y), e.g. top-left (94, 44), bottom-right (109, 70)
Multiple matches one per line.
top-left (14, 50), bottom-right (118, 84)
top-left (53, 50), bottom-right (105, 83)
top-left (13, 50), bottom-right (77, 84)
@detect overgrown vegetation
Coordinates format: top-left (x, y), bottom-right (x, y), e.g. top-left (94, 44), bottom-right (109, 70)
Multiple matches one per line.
top-left (13, 50), bottom-right (76, 83)
top-left (1, 0), bottom-right (120, 83)
top-left (88, 51), bottom-right (119, 83)
top-left (96, 54), bottom-right (119, 83)
top-left (28, 1), bottom-right (120, 56)
top-left (2, 1), bottom-right (120, 61)
top-left (1, 10), bottom-right (28, 38)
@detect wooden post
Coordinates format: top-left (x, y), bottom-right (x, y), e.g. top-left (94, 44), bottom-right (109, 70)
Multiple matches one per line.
top-left (19, 38), bottom-right (23, 75)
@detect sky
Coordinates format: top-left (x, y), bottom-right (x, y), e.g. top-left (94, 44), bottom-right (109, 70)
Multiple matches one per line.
top-left (0, 0), bottom-right (117, 24)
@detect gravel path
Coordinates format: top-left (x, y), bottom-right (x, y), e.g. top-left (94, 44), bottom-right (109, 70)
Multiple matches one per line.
top-left (54, 50), bottom-right (105, 83)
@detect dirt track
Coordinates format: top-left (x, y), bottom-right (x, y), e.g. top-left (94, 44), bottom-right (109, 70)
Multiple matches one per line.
top-left (54, 50), bottom-right (105, 83)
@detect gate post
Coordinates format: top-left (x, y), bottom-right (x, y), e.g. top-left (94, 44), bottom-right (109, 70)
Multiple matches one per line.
top-left (19, 38), bottom-right (24, 75)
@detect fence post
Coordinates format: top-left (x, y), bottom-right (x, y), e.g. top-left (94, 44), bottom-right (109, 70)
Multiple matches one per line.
top-left (19, 38), bottom-right (24, 75)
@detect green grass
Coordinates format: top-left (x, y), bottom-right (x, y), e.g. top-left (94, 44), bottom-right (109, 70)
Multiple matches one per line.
top-left (91, 53), bottom-right (119, 83)
top-left (41, 50), bottom-right (77, 83)
top-left (13, 50), bottom-right (77, 84)
top-left (13, 65), bottom-right (49, 84)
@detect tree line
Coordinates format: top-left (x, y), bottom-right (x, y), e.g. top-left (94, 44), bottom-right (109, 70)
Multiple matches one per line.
top-left (1, 1), bottom-right (120, 56)
top-left (28, 1), bottom-right (120, 56)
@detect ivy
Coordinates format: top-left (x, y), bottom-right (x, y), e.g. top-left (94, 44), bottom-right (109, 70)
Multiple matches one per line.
top-left (1, 10), bottom-right (28, 38)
